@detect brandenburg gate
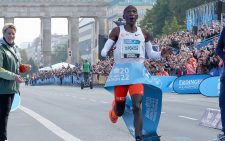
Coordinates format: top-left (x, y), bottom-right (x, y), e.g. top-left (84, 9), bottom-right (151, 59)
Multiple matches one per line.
top-left (0, 0), bottom-right (109, 65)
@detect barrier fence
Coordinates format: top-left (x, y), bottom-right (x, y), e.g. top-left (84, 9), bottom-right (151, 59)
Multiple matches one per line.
top-left (30, 74), bottom-right (220, 97)
top-left (186, 1), bottom-right (217, 30)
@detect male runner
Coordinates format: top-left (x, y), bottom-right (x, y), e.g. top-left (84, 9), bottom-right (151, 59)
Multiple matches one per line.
top-left (101, 5), bottom-right (170, 141)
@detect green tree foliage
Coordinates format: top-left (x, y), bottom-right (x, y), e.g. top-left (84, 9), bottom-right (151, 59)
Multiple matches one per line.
top-left (162, 16), bottom-right (182, 35)
top-left (140, 0), bottom-right (215, 36)
top-left (27, 58), bottom-right (38, 76)
top-left (19, 49), bottom-right (28, 63)
top-left (51, 44), bottom-right (68, 64)
top-left (19, 49), bottom-right (38, 78)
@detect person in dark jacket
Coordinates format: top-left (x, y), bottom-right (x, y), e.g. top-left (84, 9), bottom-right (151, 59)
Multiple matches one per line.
top-left (216, 27), bottom-right (225, 141)
top-left (0, 23), bottom-right (31, 141)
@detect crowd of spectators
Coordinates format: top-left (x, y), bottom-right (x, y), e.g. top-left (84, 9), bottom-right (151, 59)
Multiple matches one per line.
top-left (30, 22), bottom-right (224, 84)
top-left (145, 22), bottom-right (223, 76)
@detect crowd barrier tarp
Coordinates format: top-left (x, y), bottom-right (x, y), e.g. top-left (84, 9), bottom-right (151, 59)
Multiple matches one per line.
top-left (151, 76), bottom-right (177, 93)
top-left (200, 76), bottom-right (220, 97)
top-left (173, 74), bottom-right (211, 94)
top-left (11, 93), bottom-right (21, 112)
top-left (104, 63), bottom-right (162, 139)
top-left (186, 1), bottom-right (217, 30)
top-left (199, 108), bottom-right (221, 130)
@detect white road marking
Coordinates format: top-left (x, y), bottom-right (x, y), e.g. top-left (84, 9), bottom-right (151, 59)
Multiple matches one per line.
top-left (19, 106), bottom-right (82, 141)
top-left (90, 99), bottom-right (96, 102)
top-left (178, 115), bottom-right (198, 121)
top-left (161, 112), bottom-right (166, 114)
top-left (101, 101), bottom-right (109, 104)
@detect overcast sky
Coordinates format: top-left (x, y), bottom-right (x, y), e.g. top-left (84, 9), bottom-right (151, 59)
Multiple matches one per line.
top-left (0, 18), bottom-right (68, 46)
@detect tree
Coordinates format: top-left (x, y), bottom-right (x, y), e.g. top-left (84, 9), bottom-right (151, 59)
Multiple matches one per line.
top-left (27, 58), bottom-right (38, 75)
top-left (162, 16), bottom-right (183, 35)
top-left (19, 49), bottom-right (28, 63)
top-left (140, 0), bottom-right (215, 36)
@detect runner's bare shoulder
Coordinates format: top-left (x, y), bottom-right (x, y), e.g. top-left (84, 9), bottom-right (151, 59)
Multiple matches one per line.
top-left (109, 27), bottom-right (120, 41)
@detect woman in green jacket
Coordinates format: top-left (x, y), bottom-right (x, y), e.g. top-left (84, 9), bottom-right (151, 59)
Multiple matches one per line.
top-left (0, 23), bottom-right (31, 141)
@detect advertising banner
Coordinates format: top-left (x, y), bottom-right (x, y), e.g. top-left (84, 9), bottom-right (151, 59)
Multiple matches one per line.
top-left (173, 74), bottom-right (211, 94)
top-left (151, 76), bottom-right (177, 93)
top-left (104, 63), bottom-right (162, 139)
top-left (200, 76), bottom-right (220, 97)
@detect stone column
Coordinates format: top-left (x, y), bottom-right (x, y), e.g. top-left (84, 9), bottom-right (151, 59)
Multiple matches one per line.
top-left (94, 17), bottom-right (107, 64)
top-left (4, 17), bottom-right (14, 24)
top-left (68, 16), bottom-right (79, 65)
top-left (91, 23), bottom-right (96, 65)
top-left (41, 17), bottom-right (51, 66)
top-left (94, 17), bottom-right (99, 64)
top-left (99, 17), bottom-right (107, 35)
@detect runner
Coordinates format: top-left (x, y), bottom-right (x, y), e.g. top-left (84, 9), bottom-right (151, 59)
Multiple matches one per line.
top-left (101, 5), bottom-right (171, 141)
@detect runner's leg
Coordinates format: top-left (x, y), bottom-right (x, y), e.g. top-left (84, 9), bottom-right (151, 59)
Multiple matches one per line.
top-left (129, 84), bottom-right (144, 139)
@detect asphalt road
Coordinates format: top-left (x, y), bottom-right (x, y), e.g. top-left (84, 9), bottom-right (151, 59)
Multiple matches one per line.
top-left (7, 85), bottom-right (220, 141)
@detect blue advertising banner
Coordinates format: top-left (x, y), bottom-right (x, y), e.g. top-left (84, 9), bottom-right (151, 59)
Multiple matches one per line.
top-left (173, 74), bottom-right (211, 94)
top-left (200, 76), bottom-right (220, 97)
top-left (105, 63), bottom-right (162, 139)
top-left (122, 85), bottom-right (162, 139)
top-left (151, 76), bottom-right (177, 93)
top-left (11, 93), bottom-right (21, 112)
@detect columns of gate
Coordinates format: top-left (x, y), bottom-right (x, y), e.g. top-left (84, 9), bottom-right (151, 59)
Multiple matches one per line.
top-left (99, 17), bottom-right (107, 35)
top-left (68, 16), bottom-right (79, 65)
top-left (4, 17), bottom-right (14, 24)
top-left (94, 17), bottom-right (107, 64)
top-left (41, 17), bottom-right (51, 66)
top-left (94, 17), bottom-right (99, 64)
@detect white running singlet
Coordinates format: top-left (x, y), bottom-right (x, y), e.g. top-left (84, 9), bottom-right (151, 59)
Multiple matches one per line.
top-left (114, 25), bottom-right (146, 64)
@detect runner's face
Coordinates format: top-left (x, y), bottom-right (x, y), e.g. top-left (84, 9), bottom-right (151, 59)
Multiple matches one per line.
top-left (123, 7), bottom-right (138, 25)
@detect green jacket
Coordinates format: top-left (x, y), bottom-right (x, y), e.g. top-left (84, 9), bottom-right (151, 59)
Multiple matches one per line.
top-left (0, 38), bottom-right (21, 94)
top-left (83, 62), bottom-right (90, 73)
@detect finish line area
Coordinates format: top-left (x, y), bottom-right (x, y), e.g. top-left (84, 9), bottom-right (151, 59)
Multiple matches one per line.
top-left (8, 85), bottom-right (219, 141)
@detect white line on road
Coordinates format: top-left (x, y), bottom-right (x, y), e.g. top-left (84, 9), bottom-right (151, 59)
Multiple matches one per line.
top-left (161, 112), bottom-right (166, 114)
top-left (178, 115), bottom-right (198, 121)
top-left (90, 99), bottom-right (96, 102)
top-left (101, 101), bottom-right (109, 104)
top-left (19, 106), bottom-right (82, 141)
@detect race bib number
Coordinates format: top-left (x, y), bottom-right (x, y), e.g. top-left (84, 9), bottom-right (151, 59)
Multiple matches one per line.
top-left (121, 39), bottom-right (141, 58)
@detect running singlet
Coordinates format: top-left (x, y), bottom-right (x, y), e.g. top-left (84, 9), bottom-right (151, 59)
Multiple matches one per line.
top-left (113, 25), bottom-right (146, 64)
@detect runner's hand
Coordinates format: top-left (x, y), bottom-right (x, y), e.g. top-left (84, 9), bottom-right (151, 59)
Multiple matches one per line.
top-left (107, 46), bottom-right (116, 58)
top-left (161, 48), bottom-right (172, 57)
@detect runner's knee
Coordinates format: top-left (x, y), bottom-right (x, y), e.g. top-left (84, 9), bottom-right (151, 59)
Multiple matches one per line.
top-left (132, 101), bottom-right (141, 112)
top-left (131, 94), bottom-right (142, 113)
top-left (115, 102), bottom-right (125, 116)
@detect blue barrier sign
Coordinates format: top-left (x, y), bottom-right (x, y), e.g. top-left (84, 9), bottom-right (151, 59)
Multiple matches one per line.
top-left (200, 76), bottom-right (220, 97)
top-left (151, 76), bottom-right (177, 93)
top-left (105, 63), bottom-right (162, 139)
top-left (173, 74), bottom-right (211, 94)
top-left (11, 93), bottom-right (21, 111)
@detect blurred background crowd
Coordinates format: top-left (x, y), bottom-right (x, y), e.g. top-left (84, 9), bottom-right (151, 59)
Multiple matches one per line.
top-left (29, 22), bottom-right (223, 84)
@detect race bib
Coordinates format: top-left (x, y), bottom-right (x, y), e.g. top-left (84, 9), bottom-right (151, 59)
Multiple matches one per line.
top-left (121, 39), bottom-right (141, 58)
